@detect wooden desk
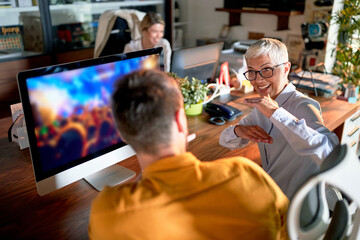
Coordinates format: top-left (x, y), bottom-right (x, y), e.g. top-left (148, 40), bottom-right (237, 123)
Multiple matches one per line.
top-left (0, 94), bottom-right (358, 239)
top-left (188, 92), bottom-right (360, 164)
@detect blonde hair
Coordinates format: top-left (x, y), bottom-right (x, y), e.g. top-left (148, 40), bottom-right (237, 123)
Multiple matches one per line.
top-left (140, 12), bottom-right (165, 32)
top-left (244, 38), bottom-right (289, 65)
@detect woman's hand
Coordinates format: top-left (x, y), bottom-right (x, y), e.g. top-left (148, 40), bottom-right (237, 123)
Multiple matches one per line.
top-left (234, 125), bottom-right (273, 144)
top-left (243, 94), bottom-right (279, 118)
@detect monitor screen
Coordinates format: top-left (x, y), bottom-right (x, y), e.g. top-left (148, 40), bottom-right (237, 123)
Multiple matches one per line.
top-left (170, 42), bottom-right (224, 82)
top-left (17, 47), bottom-right (162, 195)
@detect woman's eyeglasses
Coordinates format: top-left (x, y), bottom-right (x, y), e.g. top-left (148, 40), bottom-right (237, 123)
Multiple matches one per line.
top-left (243, 62), bottom-right (287, 81)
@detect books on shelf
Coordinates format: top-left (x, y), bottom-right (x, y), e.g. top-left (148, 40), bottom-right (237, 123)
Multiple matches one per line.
top-left (0, 0), bottom-right (34, 7)
top-left (0, 0), bottom-right (11, 7)
top-left (289, 70), bottom-right (341, 95)
top-left (290, 71), bottom-right (341, 85)
top-left (291, 78), bottom-right (339, 94)
top-left (0, 25), bottom-right (24, 52)
top-left (242, 7), bottom-right (269, 11)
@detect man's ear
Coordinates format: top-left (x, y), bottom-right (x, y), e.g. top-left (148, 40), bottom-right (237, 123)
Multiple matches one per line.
top-left (175, 108), bottom-right (187, 135)
top-left (116, 130), bottom-right (127, 144)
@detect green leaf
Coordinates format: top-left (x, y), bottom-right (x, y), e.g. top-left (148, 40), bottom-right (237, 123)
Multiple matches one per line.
top-left (168, 72), bottom-right (209, 105)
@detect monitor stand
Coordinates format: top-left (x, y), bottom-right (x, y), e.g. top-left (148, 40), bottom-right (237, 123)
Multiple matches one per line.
top-left (84, 164), bottom-right (136, 191)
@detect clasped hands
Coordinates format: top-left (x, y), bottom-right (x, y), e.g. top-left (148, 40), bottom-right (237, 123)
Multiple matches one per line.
top-left (234, 95), bottom-right (279, 144)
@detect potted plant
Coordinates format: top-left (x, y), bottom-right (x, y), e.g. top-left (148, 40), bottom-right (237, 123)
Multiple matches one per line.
top-left (168, 72), bottom-right (208, 116)
top-left (331, 0), bottom-right (360, 102)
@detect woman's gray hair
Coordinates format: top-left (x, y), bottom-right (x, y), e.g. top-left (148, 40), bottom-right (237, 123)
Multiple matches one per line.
top-left (244, 38), bottom-right (289, 65)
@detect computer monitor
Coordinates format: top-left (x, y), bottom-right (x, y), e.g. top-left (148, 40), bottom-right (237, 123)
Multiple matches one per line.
top-left (170, 42), bottom-right (224, 82)
top-left (17, 47), bottom-right (162, 196)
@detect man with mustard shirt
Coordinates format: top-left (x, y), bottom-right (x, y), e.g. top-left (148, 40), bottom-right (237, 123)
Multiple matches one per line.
top-left (88, 69), bottom-right (289, 239)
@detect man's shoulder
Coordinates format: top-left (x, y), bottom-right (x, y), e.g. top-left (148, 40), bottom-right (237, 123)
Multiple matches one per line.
top-left (207, 157), bottom-right (286, 199)
top-left (91, 180), bottom-right (156, 214)
top-left (214, 156), bottom-right (261, 168)
top-left (206, 156), bottom-right (266, 178)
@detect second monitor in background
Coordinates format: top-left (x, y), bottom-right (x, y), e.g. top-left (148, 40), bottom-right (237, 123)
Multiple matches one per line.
top-left (170, 42), bottom-right (224, 83)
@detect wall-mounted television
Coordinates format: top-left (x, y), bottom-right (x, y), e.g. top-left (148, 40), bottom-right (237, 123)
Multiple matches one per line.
top-left (17, 47), bottom-right (162, 195)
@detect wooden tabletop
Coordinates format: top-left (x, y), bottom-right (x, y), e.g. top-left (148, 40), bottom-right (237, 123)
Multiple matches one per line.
top-left (0, 92), bottom-right (358, 239)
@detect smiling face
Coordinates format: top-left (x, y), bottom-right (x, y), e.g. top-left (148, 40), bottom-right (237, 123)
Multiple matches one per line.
top-left (246, 55), bottom-right (290, 99)
top-left (142, 23), bottom-right (164, 48)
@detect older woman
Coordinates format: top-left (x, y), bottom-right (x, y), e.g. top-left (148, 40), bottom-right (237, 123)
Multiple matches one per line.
top-left (124, 12), bottom-right (171, 72)
top-left (219, 38), bottom-right (339, 198)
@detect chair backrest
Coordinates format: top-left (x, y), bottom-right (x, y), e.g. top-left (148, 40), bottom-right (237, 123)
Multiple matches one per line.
top-left (287, 144), bottom-right (360, 239)
top-left (99, 17), bottom-right (131, 57)
top-left (94, 9), bottom-right (145, 58)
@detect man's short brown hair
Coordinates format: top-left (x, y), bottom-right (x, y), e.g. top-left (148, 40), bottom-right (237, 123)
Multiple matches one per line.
top-left (112, 69), bottom-right (182, 155)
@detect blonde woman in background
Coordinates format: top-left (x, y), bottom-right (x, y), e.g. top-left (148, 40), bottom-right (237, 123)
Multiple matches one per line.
top-left (124, 12), bottom-right (172, 72)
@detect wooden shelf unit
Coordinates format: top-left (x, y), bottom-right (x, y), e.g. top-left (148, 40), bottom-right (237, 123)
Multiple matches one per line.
top-left (215, 8), bottom-right (304, 31)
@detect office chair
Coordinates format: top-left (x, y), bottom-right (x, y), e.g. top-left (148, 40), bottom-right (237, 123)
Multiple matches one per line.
top-left (94, 9), bottom-right (145, 58)
top-left (287, 144), bottom-right (360, 240)
top-left (99, 16), bottom-right (131, 57)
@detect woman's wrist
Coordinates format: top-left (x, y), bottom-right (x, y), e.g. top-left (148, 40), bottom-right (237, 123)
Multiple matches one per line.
top-left (233, 125), bottom-right (240, 137)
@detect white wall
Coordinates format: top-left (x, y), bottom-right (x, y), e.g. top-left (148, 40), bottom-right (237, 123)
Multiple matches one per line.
top-left (185, 0), bottom-right (304, 47)
top-left (324, 0), bottom-right (343, 72)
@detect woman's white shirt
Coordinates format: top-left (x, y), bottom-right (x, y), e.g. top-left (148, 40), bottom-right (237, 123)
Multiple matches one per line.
top-left (124, 38), bottom-right (172, 72)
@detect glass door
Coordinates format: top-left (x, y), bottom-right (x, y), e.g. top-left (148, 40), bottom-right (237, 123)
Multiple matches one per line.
top-left (48, 0), bottom-right (165, 53)
top-left (0, 0), bottom-right (43, 59)
top-left (0, 0), bottom-right (165, 60)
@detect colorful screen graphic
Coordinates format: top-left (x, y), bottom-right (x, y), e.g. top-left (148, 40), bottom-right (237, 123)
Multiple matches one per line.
top-left (26, 54), bottom-right (158, 173)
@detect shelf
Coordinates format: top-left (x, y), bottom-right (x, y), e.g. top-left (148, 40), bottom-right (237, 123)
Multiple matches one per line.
top-left (166, 0), bottom-right (189, 50)
top-left (0, 1), bottom-right (163, 14)
top-left (0, 51), bottom-right (41, 61)
top-left (0, 6), bottom-right (39, 13)
top-left (174, 21), bottom-right (187, 27)
top-left (49, 0), bottom-right (163, 11)
top-left (215, 8), bottom-right (304, 31)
